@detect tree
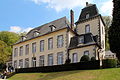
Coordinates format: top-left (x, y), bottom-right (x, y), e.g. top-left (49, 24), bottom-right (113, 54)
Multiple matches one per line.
top-left (109, 0), bottom-right (120, 61)
top-left (0, 40), bottom-right (10, 64)
top-left (0, 31), bottom-right (20, 54)
top-left (102, 16), bottom-right (112, 51)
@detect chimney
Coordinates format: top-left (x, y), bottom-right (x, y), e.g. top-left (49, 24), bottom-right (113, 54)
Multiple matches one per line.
top-left (70, 9), bottom-right (74, 30)
top-left (86, 2), bottom-right (89, 7)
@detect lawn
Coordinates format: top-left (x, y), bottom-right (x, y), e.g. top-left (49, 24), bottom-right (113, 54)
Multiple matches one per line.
top-left (9, 68), bottom-right (120, 80)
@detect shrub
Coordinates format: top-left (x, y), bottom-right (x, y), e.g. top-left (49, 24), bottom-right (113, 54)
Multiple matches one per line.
top-left (80, 55), bottom-right (90, 62)
top-left (91, 57), bottom-right (96, 61)
top-left (65, 59), bottom-right (71, 64)
top-left (102, 59), bottom-right (117, 68)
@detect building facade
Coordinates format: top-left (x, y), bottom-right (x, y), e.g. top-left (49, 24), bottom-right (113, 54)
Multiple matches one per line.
top-left (12, 2), bottom-right (105, 68)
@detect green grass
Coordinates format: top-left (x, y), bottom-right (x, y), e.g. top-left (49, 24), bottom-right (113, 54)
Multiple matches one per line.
top-left (9, 68), bottom-right (120, 80)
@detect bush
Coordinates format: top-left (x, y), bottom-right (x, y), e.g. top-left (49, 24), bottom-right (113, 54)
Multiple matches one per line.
top-left (80, 55), bottom-right (90, 62)
top-left (91, 57), bottom-right (96, 61)
top-left (102, 59), bottom-right (117, 68)
top-left (65, 59), bottom-right (71, 64)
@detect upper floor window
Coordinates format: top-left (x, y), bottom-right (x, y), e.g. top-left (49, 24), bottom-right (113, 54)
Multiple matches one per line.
top-left (72, 53), bottom-right (78, 63)
top-left (84, 51), bottom-right (89, 56)
top-left (49, 25), bottom-right (56, 31)
top-left (79, 36), bottom-right (84, 44)
top-left (57, 52), bottom-right (63, 65)
top-left (85, 24), bottom-right (90, 33)
top-left (25, 58), bottom-right (29, 68)
top-left (14, 48), bottom-right (18, 57)
top-left (39, 55), bottom-right (44, 66)
top-left (86, 13), bottom-right (89, 19)
top-left (48, 38), bottom-right (53, 50)
top-left (48, 54), bottom-right (53, 66)
top-left (57, 35), bottom-right (64, 48)
top-left (19, 59), bottom-right (23, 68)
top-left (40, 40), bottom-right (44, 52)
top-left (25, 44), bottom-right (29, 55)
top-left (19, 46), bottom-right (23, 56)
top-left (32, 42), bottom-right (36, 53)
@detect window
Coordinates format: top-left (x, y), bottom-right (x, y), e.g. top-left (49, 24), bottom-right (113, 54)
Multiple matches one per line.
top-left (14, 48), bottom-right (18, 57)
top-left (48, 54), bottom-right (53, 66)
top-left (19, 46), bottom-right (23, 56)
top-left (39, 55), bottom-right (44, 66)
top-left (57, 35), bottom-right (64, 48)
top-left (85, 25), bottom-right (90, 33)
top-left (19, 59), bottom-right (23, 68)
top-left (79, 36), bottom-right (84, 44)
top-left (72, 53), bottom-right (78, 63)
top-left (48, 38), bottom-right (53, 50)
top-left (57, 52), bottom-right (63, 65)
top-left (40, 40), bottom-right (44, 52)
top-left (50, 25), bottom-right (56, 31)
top-left (25, 58), bottom-right (29, 68)
top-left (32, 42), bottom-right (36, 53)
top-left (84, 51), bottom-right (89, 56)
top-left (21, 36), bottom-right (26, 41)
top-left (14, 60), bottom-right (17, 68)
top-left (86, 13), bottom-right (89, 19)
top-left (31, 57), bottom-right (36, 67)
top-left (33, 31), bottom-right (39, 37)
top-left (25, 44), bottom-right (29, 55)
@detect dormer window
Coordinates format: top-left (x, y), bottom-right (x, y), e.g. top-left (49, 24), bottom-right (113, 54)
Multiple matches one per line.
top-left (21, 36), bottom-right (26, 41)
top-left (79, 36), bottom-right (84, 44)
top-left (33, 30), bottom-right (39, 37)
top-left (86, 13), bottom-right (89, 19)
top-left (49, 25), bottom-right (56, 31)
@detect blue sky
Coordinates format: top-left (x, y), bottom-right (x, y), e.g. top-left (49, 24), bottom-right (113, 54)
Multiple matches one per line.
top-left (0, 0), bottom-right (113, 33)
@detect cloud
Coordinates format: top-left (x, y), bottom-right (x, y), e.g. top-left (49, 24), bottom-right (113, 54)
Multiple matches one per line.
top-left (10, 26), bottom-right (33, 33)
top-left (100, 0), bottom-right (113, 16)
top-left (31, 0), bottom-right (93, 12)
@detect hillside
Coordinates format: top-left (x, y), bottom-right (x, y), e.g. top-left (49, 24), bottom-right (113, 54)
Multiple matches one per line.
top-left (9, 68), bottom-right (120, 80)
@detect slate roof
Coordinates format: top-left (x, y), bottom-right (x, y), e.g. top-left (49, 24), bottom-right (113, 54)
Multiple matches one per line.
top-left (76, 4), bottom-right (99, 24)
top-left (68, 33), bottom-right (98, 49)
top-left (15, 17), bottom-right (70, 44)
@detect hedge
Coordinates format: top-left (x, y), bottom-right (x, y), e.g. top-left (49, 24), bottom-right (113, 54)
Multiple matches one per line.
top-left (102, 59), bottom-right (117, 68)
top-left (16, 60), bottom-right (100, 73)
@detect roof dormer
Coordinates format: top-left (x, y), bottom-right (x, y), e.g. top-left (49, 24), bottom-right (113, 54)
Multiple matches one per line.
top-left (21, 36), bottom-right (26, 41)
top-left (49, 25), bottom-right (56, 32)
top-left (33, 30), bottom-right (40, 37)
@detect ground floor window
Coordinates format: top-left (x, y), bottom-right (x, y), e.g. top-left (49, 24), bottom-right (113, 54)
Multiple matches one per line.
top-left (72, 53), bottom-right (78, 63)
top-left (14, 60), bottom-right (17, 68)
top-left (25, 58), bottom-right (29, 68)
top-left (57, 52), bottom-right (63, 65)
top-left (48, 54), bottom-right (53, 66)
top-left (31, 57), bottom-right (36, 67)
top-left (39, 55), bottom-right (44, 66)
top-left (19, 59), bottom-right (23, 68)
top-left (84, 51), bottom-right (89, 56)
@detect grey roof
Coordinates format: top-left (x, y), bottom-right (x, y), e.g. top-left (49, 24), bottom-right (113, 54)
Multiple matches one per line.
top-left (76, 4), bottom-right (99, 24)
top-left (105, 51), bottom-right (115, 55)
top-left (69, 33), bottom-right (97, 49)
top-left (15, 17), bottom-right (70, 44)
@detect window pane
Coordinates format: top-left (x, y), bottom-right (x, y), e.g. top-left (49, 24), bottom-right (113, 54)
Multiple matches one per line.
top-left (14, 60), bottom-right (17, 68)
top-left (32, 42), bottom-right (36, 53)
top-left (57, 35), bottom-right (63, 48)
top-left (57, 52), bottom-right (63, 65)
top-left (25, 58), bottom-right (29, 68)
top-left (25, 44), bottom-right (29, 55)
top-left (31, 57), bottom-right (36, 67)
top-left (48, 38), bottom-right (53, 50)
top-left (72, 53), bottom-right (78, 63)
top-left (79, 36), bottom-right (84, 44)
top-left (48, 54), bottom-right (53, 66)
top-left (85, 25), bottom-right (90, 33)
top-left (39, 55), bottom-right (44, 66)
top-left (14, 48), bottom-right (18, 57)
top-left (40, 40), bottom-right (44, 52)
top-left (19, 46), bottom-right (23, 56)
top-left (84, 51), bottom-right (89, 56)
top-left (19, 59), bottom-right (23, 68)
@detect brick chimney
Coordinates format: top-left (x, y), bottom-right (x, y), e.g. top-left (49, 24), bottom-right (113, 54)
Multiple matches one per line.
top-left (70, 9), bottom-right (74, 30)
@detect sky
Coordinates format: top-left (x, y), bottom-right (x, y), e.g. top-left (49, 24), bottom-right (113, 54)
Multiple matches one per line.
top-left (0, 0), bottom-right (113, 33)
